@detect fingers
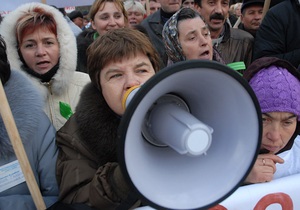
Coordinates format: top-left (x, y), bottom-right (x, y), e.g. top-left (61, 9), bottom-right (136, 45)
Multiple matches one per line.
top-left (260, 154), bottom-right (284, 164)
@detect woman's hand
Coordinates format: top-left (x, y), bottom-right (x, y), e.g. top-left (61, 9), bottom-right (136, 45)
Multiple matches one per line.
top-left (245, 154), bottom-right (284, 184)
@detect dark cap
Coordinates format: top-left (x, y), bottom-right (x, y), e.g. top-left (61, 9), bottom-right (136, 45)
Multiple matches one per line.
top-left (68, 10), bottom-right (83, 21)
top-left (241, 0), bottom-right (264, 12)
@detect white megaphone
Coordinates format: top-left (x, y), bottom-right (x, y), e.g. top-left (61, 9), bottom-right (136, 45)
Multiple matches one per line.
top-left (117, 60), bottom-right (262, 210)
top-left (122, 86), bottom-right (214, 157)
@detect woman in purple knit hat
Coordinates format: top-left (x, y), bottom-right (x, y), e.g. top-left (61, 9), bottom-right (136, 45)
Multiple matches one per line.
top-left (243, 57), bottom-right (300, 184)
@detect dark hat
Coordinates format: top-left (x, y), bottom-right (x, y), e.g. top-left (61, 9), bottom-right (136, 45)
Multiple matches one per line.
top-left (241, 0), bottom-right (264, 12)
top-left (68, 10), bottom-right (83, 21)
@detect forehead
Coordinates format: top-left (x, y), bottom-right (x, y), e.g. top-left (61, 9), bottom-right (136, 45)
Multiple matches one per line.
top-left (98, 2), bottom-right (122, 12)
top-left (178, 17), bottom-right (206, 30)
top-left (263, 112), bottom-right (297, 119)
top-left (202, 0), bottom-right (229, 5)
top-left (244, 4), bottom-right (264, 11)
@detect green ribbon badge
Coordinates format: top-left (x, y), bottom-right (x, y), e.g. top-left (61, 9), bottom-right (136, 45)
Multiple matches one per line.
top-left (227, 61), bottom-right (246, 76)
top-left (59, 101), bottom-right (74, 120)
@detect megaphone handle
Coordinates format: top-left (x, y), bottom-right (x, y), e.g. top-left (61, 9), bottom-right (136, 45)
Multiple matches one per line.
top-left (0, 80), bottom-right (46, 210)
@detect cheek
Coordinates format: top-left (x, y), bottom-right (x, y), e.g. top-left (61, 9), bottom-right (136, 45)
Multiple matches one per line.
top-left (53, 47), bottom-right (60, 62)
top-left (93, 20), bottom-right (105, 32)
top-left (116, 19), bottom-right (125, 27)
top-left (102, 83), bottom-right (123, 114)
top-left (20, 49), bottom-right (34, 66)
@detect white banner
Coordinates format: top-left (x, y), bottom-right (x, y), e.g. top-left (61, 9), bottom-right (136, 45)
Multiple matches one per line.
top-left (1, 0), bottom-right (95, 12)
top-left (135, 173), bottom-right (300, 210)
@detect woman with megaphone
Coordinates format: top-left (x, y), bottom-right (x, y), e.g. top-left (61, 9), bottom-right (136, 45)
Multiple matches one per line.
top-left (243, 57), bottom-right (300, 184)
top-left (55, 28), bottom-right (160, 209)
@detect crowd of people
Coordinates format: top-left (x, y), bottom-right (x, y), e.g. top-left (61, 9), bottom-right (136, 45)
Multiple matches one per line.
top-left (0, 0), bottom-right (299, 209)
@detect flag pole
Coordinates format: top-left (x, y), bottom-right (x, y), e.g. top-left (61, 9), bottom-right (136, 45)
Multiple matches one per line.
top-left (262, 0), bottom-right (271, 20)
top-left (0, 80), bottom-right (46, 210)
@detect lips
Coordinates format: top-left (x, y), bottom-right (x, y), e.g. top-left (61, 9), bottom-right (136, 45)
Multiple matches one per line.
top-left (198, 50), bottom-right (211, 60)
top-left (262, 144), bottom-right (280, 153)
top-left (36, 61), bottom-right (50, 69)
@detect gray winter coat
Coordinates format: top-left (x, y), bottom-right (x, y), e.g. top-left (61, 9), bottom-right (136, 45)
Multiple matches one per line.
top-left (0, 70), bottom-right (58, 209)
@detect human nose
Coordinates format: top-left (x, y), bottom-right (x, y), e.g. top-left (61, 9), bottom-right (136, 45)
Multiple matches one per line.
top-left (35, 44), bottom-right (46, 57)
top-left (108, 17), bottom-right (117, 26)
top-left (125, 74), bottom-right (141, 90)
top-left (266, 123), bottom-right (281, 142)
top-left (214, 2), bottom-right (222, 14)
top-left (199, 34), bottom-right (209, 46)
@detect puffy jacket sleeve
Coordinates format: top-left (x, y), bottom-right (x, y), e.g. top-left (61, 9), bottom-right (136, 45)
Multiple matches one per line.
top-left (56, 116), bottom-right (133, 210)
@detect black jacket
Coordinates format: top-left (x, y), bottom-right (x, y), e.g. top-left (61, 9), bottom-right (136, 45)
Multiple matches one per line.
top-left (253, 0), bottom-right (300, 69)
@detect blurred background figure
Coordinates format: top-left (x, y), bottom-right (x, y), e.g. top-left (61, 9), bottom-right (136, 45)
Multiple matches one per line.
top-left (124, 0), bottom-right (146, 28)
top-left (148, 0), bottom-right (161, 14)
top-left (76, 0), bottom-right (128, 73)
top-left (182, 0), bottom-right (195, 8)
top-left (52, 6), bottom-right (82, 37)
top-left (239, 0), bottom-right (264, 37)
top-left (234, 2), bottom-right (242, 18)
top-left (82, 10), bottom-right (91, 29)
top-left (68, 10), bottom-right (85, 30)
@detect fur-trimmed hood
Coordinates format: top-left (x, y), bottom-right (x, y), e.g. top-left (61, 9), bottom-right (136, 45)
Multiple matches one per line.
top-left (0, 3), bottom-right (77, 97)
top-left (0, 70), bottom-right (44, 158)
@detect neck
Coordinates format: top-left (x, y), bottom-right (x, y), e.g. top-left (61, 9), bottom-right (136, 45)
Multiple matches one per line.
top-left (210, 29), bottom-right (223, 39)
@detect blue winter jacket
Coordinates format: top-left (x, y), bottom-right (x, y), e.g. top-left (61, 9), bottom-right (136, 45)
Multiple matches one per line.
top-left (0, 70), bottom-right (58, 209)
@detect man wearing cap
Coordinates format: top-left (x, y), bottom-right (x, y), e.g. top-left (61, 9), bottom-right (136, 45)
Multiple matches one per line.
top-left (194, 0), bottom-right (254, 68)
top-left (69, 10), bottom-right (85, 30)
top-left (238, 0), bottom-right (264, 37)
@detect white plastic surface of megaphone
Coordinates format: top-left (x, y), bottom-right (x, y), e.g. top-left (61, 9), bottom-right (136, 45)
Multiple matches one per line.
top-left (118, 60), bottom-right (262, 210)
top-left (123, 88), bottom-right (213, 156)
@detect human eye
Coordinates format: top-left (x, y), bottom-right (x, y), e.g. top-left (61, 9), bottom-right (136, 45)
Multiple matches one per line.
top-left (46, 40), bottom-right (55, 46)
top-left (282, 117), bottom-right (296, 127)
top-left (208, 0), bottom-right (215, 6)
top-left (134, 12), bottom-right (142, 17)
top-left (100, 14), bottom-right (109, 20)
top-left (136, 68), bottom-right (149, 74)
top-left (262, 116), bottom-right (272, 125)
top-left (23, 42), bottom-right (35, 49)
top-left (25, 44), bottom-right (34, 48)
top-left (222, 0), bottom-right (229, 6)
top-left (114, 12), bottom-right (123, 19)
top-left (283, 120), bottom-right (293, 127)
top-left (202, 28), bottom-right (211, 37)
top-left (188, 35), bottom-right (196, 41)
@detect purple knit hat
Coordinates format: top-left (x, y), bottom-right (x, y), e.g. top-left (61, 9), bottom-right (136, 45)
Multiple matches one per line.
top-left (249, 65), bottom-right (300, 120)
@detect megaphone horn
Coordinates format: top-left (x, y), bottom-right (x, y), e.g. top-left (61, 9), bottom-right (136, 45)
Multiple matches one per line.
top-left (118, 60), bottom-right (262, 210)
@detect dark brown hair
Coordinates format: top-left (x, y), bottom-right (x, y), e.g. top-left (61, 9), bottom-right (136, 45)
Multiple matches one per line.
top-left (87, 27), bottom-right (160, 89)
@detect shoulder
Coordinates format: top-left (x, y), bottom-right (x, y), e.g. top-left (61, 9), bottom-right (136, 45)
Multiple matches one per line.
top-left (70, 72), bottom-right (91, 87)
top-left (141, 11), bottom-right (161, 25)
top-left (6, 70), bottom-right (43, 109)
top-left (230, 28), bottom-right (254, 40)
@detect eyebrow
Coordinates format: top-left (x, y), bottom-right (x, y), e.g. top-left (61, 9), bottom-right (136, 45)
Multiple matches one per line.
top-left (263, 113), bottom-right (297, 120)
top-left (105, 61), bottom-right (150, 75)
